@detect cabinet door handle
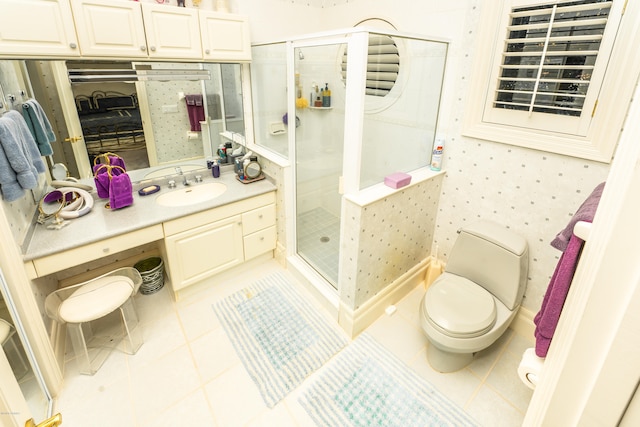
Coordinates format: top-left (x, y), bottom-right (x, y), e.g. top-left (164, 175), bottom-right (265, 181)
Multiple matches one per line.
top-left (260, 237), bottom-right (264, 241)
top-left (69, 42), bottom-right (77, 49)
top-left (258, 214), bottom-right (263, 219)
top-left (140, 45), bottom-right (147, 51)
top-left (150, 46), bottom-right (156, 52)
top-left (205, 49), bottom-right (211, 54)
top-left (103, 247), bottom-right (110, 253)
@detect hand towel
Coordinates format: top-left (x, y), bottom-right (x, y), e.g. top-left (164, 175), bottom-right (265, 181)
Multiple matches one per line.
top-left (533, 235), bottom-right (584, 357)
top-left (108, 171), bottom-right (133, 210)
top-left (22, 99), bottom-right (55, 156)
top-left (185, 94), bottom-right (204, 132)
top-left (0, 111), bottom-right (45, 201)
top-left (551, 182), bottom-right (605, 251)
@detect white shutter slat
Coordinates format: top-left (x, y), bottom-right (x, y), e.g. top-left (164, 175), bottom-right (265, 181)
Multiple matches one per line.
top-left (493, 0), bottom-right (610, 118)
top-left (510, 2), bottom-right (611, 19)
top-left (342, 34), bottom-right (400, 97)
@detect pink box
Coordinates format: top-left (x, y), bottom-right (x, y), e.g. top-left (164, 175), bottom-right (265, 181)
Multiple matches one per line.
top-left (384, 172), bottom-right (412, 189)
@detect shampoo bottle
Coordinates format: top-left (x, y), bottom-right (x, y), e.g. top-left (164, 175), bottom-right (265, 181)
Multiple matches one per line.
top-left (322, 83), bottom-right (331, 107)
top-left (430, 135), bottom-right (445, 171)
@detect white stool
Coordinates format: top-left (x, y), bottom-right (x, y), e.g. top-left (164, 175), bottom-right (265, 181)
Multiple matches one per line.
top-left (0, 318), bottom-right (29, 379)
top-left (45, 267), bottom-right (143, 375)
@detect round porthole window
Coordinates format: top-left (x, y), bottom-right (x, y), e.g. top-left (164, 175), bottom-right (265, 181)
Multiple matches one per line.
top-left (338, 32), bottom-right (408, 113)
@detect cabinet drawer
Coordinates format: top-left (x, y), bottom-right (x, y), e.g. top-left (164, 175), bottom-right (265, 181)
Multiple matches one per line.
top-left (32, 224), bottom-right (163, 277)
top-left (242, 204), bottom-right (276, 235)
top-left (243, 226), bottom-right (276, 261)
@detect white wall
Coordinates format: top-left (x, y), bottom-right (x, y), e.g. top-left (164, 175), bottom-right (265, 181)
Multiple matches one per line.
top-left (239, 0), bottom-right (612, 314)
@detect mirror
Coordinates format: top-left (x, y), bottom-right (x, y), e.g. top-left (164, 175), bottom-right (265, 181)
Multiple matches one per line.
top-left (20, 59), bottom-right (246, 180)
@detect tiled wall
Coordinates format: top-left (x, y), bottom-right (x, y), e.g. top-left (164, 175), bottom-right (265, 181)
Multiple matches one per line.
top-left (340, 174), bottom-right (443, 310)
top-left (429, 3), bottom-right (611, 313)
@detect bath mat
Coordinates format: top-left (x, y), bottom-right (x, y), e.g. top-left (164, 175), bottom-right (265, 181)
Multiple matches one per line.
top-left (213, 272), bottom-right (348, 408)
top-left (299, 333), bottom-right (478, 427)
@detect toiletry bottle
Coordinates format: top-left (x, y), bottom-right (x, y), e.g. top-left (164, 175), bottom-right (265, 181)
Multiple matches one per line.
top-left (430, 136), bottom-right (445, 171)
top-left (212, 160), bottom-right (220, 178)
top-left (314, 85), bottom-right (323, 107)
top-left (323, 83), bottom-right (331, 107)
top-left (217, 143), bottom-right (227, 164)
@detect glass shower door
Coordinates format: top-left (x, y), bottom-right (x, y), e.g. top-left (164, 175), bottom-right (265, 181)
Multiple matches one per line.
top-left (294, 43), bottom-right (346, 288)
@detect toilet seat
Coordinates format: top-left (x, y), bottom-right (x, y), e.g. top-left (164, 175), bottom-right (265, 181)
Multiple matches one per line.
top-left (424, 274), bottom-right (497, 338)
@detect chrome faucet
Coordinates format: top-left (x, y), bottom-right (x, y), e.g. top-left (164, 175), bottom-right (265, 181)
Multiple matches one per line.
top-left (175, 167), bottom-right (190, 186)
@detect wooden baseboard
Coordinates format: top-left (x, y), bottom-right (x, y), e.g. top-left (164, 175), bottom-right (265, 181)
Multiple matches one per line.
top-left (511, 306), bottom-right (536, 343)
top-left (338, 258), bottom-right (430, 338)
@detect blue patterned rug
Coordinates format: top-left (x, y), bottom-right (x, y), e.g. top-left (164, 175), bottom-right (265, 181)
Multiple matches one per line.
top-left (299, 333), bottom-right (478, 426)
top-left (213, 272), bottom-right (348, 408)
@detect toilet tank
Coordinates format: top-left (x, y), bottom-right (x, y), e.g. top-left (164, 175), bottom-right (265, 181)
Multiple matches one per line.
top-left (445, 220), bottom-right (529, 311)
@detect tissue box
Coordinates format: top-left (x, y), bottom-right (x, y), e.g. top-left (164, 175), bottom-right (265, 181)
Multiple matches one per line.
top-left (384, 172), bottom-right (412, 189)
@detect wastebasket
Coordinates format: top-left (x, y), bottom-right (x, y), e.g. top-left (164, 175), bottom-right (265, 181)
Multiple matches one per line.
top-left (133, 257), bottom-right (164, 295)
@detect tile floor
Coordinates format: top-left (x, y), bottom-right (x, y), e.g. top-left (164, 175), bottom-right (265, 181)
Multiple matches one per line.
top-left (296, 208), bottom-right (340, 286)
top-left (54, 259), bottom-right (534, 426)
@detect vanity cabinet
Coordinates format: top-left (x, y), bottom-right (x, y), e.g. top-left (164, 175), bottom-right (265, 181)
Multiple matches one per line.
top-left (200, 11), bottom-right (251, 61)
top-left (26, 224), bottom-right (164, 278)
top-left (70, 0), bottom-right (202, 59)
top-left (164, 215), bottom-right (244, 292)
top-left (163, 192), bottom-right (276, 294)
top-left (0, 0), bottom-right (80, 57)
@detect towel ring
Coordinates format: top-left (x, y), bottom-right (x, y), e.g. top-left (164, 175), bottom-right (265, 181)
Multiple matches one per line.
top-left (40, 188), bottom-right (94, 221)
top-left (56, 187), bottom-right (94, 219)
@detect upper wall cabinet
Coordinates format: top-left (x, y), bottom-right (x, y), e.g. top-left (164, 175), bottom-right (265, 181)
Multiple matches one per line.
top-left (0, 0), bottom-right (80, 57)
top-left (71, 0), bottom-right (202, 59)
top-left (200, 11), bottom-right (251, 61)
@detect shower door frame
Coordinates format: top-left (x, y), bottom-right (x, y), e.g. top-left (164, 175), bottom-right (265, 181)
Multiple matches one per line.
top-left (284, 32), bottom-right (369, 313)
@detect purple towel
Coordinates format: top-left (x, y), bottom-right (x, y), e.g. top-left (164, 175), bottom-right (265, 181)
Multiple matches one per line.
top-left (534, 235), bottom-right (584, 357)
top-left (108, 171), bottom-right (133, 210)
top-left (185, 94), bottom-right (204, 132)
top-left (551, 182), bottom-right (605, 251)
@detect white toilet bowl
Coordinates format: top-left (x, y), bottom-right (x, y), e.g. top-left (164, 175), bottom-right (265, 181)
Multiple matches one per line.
top-left (420, 220), bottom-right (528, 372)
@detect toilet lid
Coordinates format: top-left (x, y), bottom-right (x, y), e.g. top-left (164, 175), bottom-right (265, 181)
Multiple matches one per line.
top-left (425, 274), bottom-right (497, 338)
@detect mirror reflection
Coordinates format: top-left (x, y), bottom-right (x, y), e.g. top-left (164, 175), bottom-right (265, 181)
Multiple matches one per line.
top-left (21, 60), bottom-right (245, 179)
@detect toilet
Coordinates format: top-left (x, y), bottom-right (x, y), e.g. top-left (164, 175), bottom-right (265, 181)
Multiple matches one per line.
top-left (420, 220), bottom-right (529, 373)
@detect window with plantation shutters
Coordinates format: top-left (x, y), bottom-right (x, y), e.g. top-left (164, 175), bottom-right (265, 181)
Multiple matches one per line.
top-left (341, 34), bottom-right (400, 97)
top-left (463, 0), bottom-right (637, 162)
top-left (494, 0), bottom-right (611, 117)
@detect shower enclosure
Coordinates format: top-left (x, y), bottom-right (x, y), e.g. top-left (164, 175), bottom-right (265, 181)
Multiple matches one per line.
top-left (251, 29), bottom-right (448, 298)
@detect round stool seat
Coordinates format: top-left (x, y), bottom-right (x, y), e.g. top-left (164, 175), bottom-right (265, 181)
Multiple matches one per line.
top-left (59, 275), bottom-right (134, 324)
top-left (424, 274), bottom-right (497, 338)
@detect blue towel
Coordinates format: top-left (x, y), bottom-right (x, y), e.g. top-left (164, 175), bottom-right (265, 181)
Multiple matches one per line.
top-left (22, 99), bottom-right (55, 156)
top-left (0, 111), bottom-right (45, 201)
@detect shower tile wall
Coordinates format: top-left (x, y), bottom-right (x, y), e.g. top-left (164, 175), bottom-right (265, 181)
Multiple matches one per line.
top-left (431, 2), bottom-right (611, 313)
top-left (260, 157), bottom-right (287, 263)
top-left (340, 174), bottom-right (443, 310)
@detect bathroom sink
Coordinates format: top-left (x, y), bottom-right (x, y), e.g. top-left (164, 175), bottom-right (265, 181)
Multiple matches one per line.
top-left (155, 182), bottom-right (227, 207)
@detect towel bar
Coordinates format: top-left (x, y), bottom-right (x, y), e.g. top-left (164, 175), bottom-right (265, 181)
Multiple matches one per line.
top-left (573, 221), bottom-right (592, 241)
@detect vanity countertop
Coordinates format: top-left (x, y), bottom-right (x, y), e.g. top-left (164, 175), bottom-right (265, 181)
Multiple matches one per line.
top-left (22, 170), bottom-right (276, 262)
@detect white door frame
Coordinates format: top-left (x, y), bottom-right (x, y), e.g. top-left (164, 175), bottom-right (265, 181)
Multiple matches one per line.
top-left (523, 75), bottom-right (640, 425)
